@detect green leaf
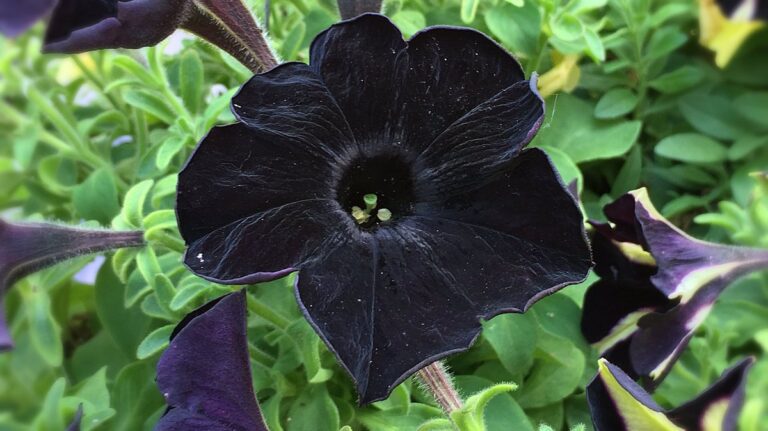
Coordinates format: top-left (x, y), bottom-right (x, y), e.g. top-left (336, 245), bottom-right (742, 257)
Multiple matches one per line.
top-left (24, 288), bottom-right (63, 367)
top-left (516, 333), bottom-right (586, 408)
top-left (153, 273), bottom-right (176, 308)
top-left (155, 135), bottom-right (186, 170)
top-left (136, 324), bottom-right (174, 359)
top-left (485, 2), bottom-right (541, 56)
top-left (483, 313), bottom-right (537, 378)
top-left (72, 168), bottom-right (120, 225)
top-left (95, 263), bottom-right (152, 359)
top-left (451, 382), bottom-right (519, 431)
top-left (170, 280), bottom-right (209, 311)
top-left (655, 133), bottom-right (728, 163)
top-left (121, 179), bottom-right (154, 228)
top-left (735, 92), bottom-right (768, 127)
top-left (359, 404), bottom-right (442, 431)
top-left (178, 50), bottom-right (204, 114)
top-left (460, 0), bottom-right (480, 23)
top-left (649, 66), bottom-right (704, 93)
top-left (550, 13), bottom-right (583, 41)
top-left (594, 88), bottom-right (638, 119)
top-left (611, 146), bottom-right (642, 196)
top-left (392, 10), bottom-right (426, 37)
top-left (532, 94), bottom-right (642, 163)
top-left (111, 362), bottom-right (165, 431)
top-left (286, 385), bottom-right (340, 431)
top-left (136, 247), bottom-right (162, 288)
top-left (679, 93), bottom-right (752, 140)
top-left (33, 378), bottom-right (66, 430)
top-left (112, 55), bottom-right (160, 88)
top-left (645, 28), bottom-right (687, 60)
top-left (583, 28), bottom-right (605, 62)
top-left (124, 89), bottom-right (176, 124)
top-left (111, 248), bottom-right (137, 284)
top-left (729, 135), bottom-right (768, 161)
top-left (280, 22), bottom-right (306, 61)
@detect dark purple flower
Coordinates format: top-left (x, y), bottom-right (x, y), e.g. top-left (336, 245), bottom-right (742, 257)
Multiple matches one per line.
top-left (176, 14), bottom-right (592, 403)
top-left (581, 188), bottom-right (768, 386)
top-left (0, 0), bottom-right (275, 72)
top-left (715, 0), bottom-right (768, 20)
top-left (587, 357), bottom-right (753, 431)
top-left (0, 219), bottom-right (143, 351)
top-left (155, 290), bottom-right (268, 431)
top-left (0, 0), bottom-right (55, 37)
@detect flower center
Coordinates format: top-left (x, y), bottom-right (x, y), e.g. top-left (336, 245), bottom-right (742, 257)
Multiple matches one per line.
top-left (336, 154), bottom-right (415, 229)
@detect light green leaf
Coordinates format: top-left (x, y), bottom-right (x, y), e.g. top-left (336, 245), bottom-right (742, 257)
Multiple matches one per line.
top-left (136, 325), bottom-right (174, 359)
top-left (655, 133), bottom-right (728, 163)
top-left (179, 50), bottom-right (204, 114)
top-left (594, 88), bottom-right (638, 119)
top-left (460, 0), bottom-right (480, 23)
top-left (532, 94), bottom-right (642, 163)
top-left (73, 168), bottom-right (120, 225)
top-left (121, 179), bottom-right (154, 228)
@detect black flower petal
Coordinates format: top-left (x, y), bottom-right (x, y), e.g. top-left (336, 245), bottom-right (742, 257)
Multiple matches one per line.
top-left (309, 14), bottom-right (526, 154)
top-left (310, 14), bottom-right (406, 148)
top-left (177, 15), bottom-right (591, 403)
top-left (156, 290), bottom-right (268, 431)
top-left (587, 358), bottom-right (753, 431)
top-left (414, 79), bottom-right (544, 197)
top-left (0, 0), bottom-right (55, 37)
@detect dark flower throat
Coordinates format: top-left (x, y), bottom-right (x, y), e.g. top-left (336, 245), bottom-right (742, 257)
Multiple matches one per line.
top-left (336, 154), bottom-right (416, 229)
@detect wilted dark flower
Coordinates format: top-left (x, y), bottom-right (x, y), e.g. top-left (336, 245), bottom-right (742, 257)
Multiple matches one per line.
top-left (0, 0), bottom-right (275, 72)
top-left (177, 14), bottom-right (591, 403)
top-left (155, 290), bottom-right (268, 431)
top-left (0, 219), bottom-right (143, 351)
top-left (587, 357), bottom-right (753, 431)
top-left (581, 188), bottom-right (768, 386)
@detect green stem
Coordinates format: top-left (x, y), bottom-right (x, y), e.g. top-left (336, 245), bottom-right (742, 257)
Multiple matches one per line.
top-left (72, 55), bottom-right (123, 110)
top-left (248, 342), bottom-right (277, 366)
top-left (247, 295), bottom-right (291, 330)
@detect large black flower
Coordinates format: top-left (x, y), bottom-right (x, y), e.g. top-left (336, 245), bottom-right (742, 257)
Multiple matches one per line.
top-left (176, 14), bottom-right (592, 403)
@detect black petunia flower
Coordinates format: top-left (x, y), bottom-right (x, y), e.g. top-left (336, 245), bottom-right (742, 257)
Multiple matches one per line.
top-left (581, 189), bottom-right (768, 387)
top-left (587, 357), bottom-right (753, 431)
top-left (0, 0), bottom-right (275, 72)
top-left (176, 14), bottom-right (592, 403)
top-left (155, 290), bottom-right (268, 430)
top-left (0, 219), bottom-right (144, 351)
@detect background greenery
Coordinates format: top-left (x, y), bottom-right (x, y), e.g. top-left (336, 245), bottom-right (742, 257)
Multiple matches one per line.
top-left (0, 0), bottom-right (767, 429)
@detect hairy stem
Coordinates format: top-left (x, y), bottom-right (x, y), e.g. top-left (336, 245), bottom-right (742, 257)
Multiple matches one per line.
top-left (185, 0), bottom-right (278, 73)
top-left (417, 361), bottom-right (463, 415)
